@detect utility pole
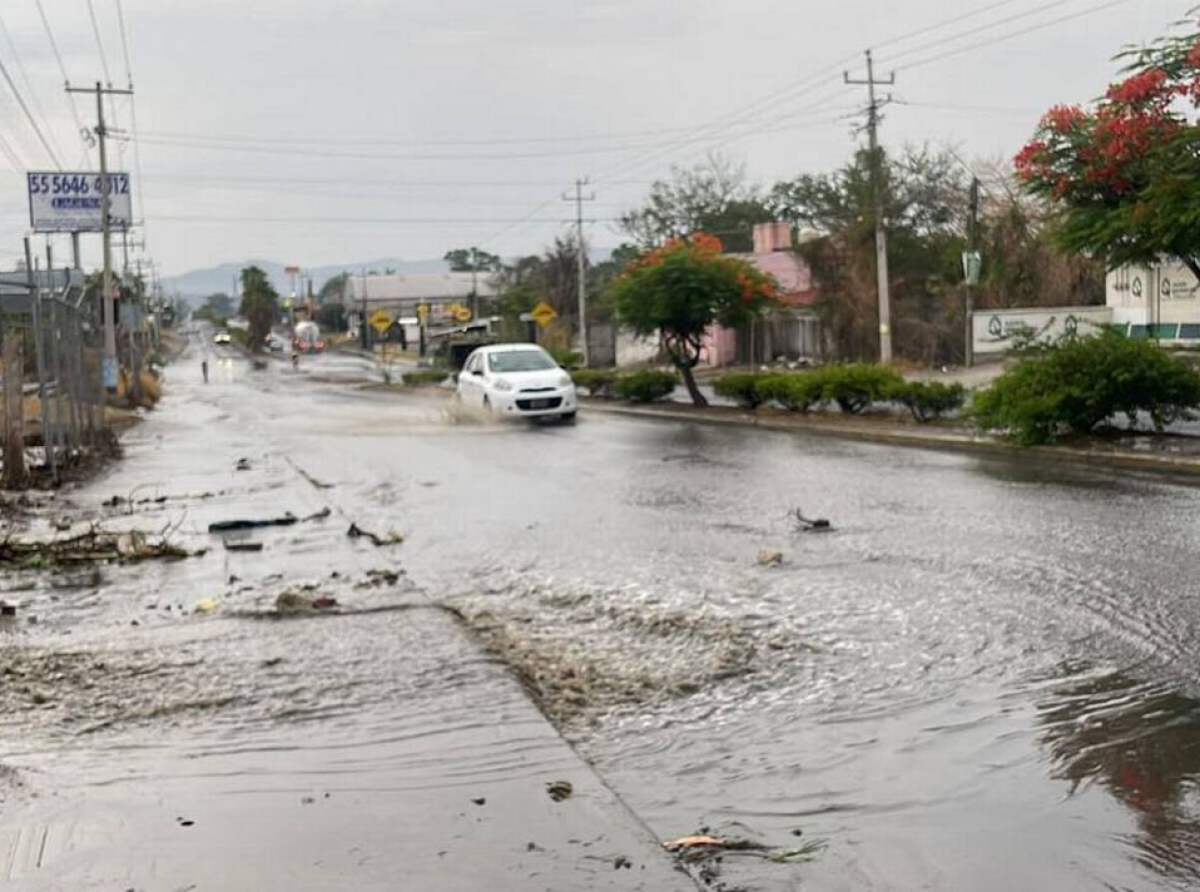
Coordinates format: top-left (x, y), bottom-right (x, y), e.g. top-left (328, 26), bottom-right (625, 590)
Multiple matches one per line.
top-left (469, 247), bottom-right (480, 321)
top-left (67, 81), bottom-right (133, 390)
top-left (965, 177), bottom-right (980, 368)
top-left (845, 51), bottom-right (895, 364)
top-left (562, 178), bottom-right (595, 366)
top-left (359, 266), bottom-right (369, 351)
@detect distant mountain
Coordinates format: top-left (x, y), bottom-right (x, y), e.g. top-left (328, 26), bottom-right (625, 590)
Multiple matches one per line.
top-left (162, 258), bottom-right (450, 302)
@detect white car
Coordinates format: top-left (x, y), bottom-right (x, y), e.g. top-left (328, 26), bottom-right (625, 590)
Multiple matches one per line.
top-left (213, 332), bottom-right (232, 345)
top-left (457, 344), bottom-right (577, 422)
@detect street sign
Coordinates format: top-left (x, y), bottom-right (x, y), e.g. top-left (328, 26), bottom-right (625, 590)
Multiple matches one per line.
top-left (530, 301), bottom-right (557, 328)
top-left (961, 251), bottom-right (982, 286)
top-left (417, 303), bottom-right (430, 323)
top-left (369, 308), bottom-right (394, 334)
top-left (27, 171), bottom-right (133, 232)
top-left (453, 305), bottom-right (473, 323)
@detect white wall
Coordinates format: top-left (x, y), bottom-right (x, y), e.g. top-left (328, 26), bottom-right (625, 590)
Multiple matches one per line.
top-left (1107, 262), bottom-right (1200, 326)
top-left (615, 331), bottom-right (660, 367)
top-left (972, 306), bottom-right (1113, 356)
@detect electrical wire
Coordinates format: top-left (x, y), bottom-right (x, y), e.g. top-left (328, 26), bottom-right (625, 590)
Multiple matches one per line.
top-left (869, 0), bottom-right (1028, 51)
top-left (894, 0), bottom-right (1139, 73)
top-left (33, 0), bottom-right (90, 164)
top-left (0, 11), bottom-right (66, 165)
top-left (149, 215), bottom-right (624, 225)
top-left (86, 0), bottom-right (121, 158)
top-left (115, 0), bottom-right (146, 247)
top-left (0, 54), bottom-right (61, 167)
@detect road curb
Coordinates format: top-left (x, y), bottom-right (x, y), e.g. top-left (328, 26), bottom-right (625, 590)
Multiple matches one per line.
top-left (580, 400), bottom-right (1200, 481)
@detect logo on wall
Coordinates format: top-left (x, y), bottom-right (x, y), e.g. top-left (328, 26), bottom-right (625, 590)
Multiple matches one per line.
top-left (1065, 315), bottom-right (1079, 334)
top-left (1162, 279), bottom-right (1172, 297)
top-left (987, 315), bottom-right (1003, 337)
top-left (1131, 277), bottom-right (1143, 298)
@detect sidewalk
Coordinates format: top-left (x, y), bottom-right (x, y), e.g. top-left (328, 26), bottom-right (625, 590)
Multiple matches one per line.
top-left (0, 346), bottom-right (697, 892)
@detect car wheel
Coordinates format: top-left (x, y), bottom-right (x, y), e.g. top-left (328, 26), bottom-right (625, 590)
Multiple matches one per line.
top-left (560, 412), bottom-right (576, 424)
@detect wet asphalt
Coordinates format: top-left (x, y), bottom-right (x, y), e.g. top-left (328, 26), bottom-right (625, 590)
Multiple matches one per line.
top-left (5, 336), bottom-right (1200, 890)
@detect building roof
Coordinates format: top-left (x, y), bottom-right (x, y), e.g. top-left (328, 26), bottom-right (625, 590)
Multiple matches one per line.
top-left (343, 272), bottom-right (498, 303)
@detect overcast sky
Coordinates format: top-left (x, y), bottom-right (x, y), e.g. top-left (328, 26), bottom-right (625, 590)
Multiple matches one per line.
top-left (0, 0), bottom-right (1190, 279)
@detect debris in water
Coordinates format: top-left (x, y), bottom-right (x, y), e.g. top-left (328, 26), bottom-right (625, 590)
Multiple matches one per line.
top-left (546, 780), bottom-right (573, 802)
top-left (0, 526), bottom-right (201, 566)
top-left (193, 598), bottom-right (220, 614)
top-left (613, 855), bottom-right (631, 870)
top-left (756, 550), bottom-right (784, 566)
top-left (208, 509), bottom-right (329, 534)
top-left (471, 797), bottom-right (486, 806)
top-left (663, 836), bottom-right (727, 852)
top-left (1, 601), bottom-right (16, 617)
top-left (236, 458), bottom-right (252, 471)
top-left (347, 523), bottom-right (404, 547)
top-left (51, 517), bottom-right (72, 532)
top-left (275, 590), bottom-right (339, 613)
top-left (224, 541), bottom-right (264, 552)
top-left (790, 508), bottom-right (831, 532)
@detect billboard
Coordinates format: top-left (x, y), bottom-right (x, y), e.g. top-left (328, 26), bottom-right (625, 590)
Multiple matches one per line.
top-left (972, 306), bottom-right (1113, 356)
top-left (27, 171), bottom-right (133, 233)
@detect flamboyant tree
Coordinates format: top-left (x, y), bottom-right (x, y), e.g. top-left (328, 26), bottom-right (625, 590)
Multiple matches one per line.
top-left (1015, 12), bottom-right (1200, 279)
top-left (613, 233), bottom-right (778, 406)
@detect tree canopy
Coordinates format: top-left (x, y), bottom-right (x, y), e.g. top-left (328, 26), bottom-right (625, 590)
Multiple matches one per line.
top-left (444, 247), bottom-right (503, 273)
top-left (613, 233), bottom-right (777, 405)
top-left (1015, 11), bottom-right (1200, 279)
top-left (239, 266), bottom-right (280, 351)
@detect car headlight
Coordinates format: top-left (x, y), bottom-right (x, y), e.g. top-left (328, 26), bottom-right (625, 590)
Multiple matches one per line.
top-left (558, 373), bottom-right (572, 387)
top-left (492, 378), bottom-right (514, 392)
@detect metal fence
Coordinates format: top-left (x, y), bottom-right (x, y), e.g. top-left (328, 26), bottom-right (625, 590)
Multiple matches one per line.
top-left (0, 266), bottom-right (108, 487)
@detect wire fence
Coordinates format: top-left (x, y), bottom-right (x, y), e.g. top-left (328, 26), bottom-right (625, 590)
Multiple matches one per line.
top-left (1, 267), bottom-right (111, 487)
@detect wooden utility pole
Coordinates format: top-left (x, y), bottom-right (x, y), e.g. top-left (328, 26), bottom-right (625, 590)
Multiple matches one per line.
top-left (845, 51), bottom-right (895, 363)
top-left (66, 81), bottom-right (133, 391)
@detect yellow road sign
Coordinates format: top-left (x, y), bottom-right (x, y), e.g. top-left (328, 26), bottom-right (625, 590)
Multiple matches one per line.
top-left (417, 303), bottom-right (430, 323)
top-left (530, 301), bottom-right (557, 328)
top-left (369, 308), bottom-right (394, 334)
top-left (453, 305), bottom-right (473, 323)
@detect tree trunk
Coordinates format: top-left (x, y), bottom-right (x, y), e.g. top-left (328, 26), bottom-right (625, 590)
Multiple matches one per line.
top-left (677, 361), bottom-right (708, 407)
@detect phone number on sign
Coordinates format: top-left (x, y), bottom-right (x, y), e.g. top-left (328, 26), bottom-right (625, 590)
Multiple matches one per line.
top-left (27, 174), bottom-right (129, 196)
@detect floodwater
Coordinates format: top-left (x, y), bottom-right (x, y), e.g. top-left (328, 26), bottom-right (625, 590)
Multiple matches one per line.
top-left (5, 338), bottom-right (1200, 890)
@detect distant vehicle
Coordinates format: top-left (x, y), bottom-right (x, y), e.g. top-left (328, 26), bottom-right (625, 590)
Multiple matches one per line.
top-left (293, 321), bottom-right (326, 354)
top-left (213, 331), bottom-right (232, 345)
top-left (456, 344), bottom-right (576, 422)
top-left (264, 334), bottom-right (286, 352)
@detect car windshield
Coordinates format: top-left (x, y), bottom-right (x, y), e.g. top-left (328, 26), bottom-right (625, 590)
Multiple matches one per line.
top-left (487, 350), bottom-right (556, 373)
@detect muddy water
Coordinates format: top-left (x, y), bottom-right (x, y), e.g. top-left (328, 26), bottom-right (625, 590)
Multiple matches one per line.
top-left (5, 350), bottom-right (1200, 890)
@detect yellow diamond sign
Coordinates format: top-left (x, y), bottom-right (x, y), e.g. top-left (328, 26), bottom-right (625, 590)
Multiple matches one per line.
top-left (453, 305), bottom-right (473, 323)
top-left (530, 301), bottom-right (557, 328)
top-left (369, 308), bottom-right (394, 334)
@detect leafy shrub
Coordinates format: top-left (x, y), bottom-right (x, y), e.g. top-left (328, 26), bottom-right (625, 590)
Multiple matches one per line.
top-left (713, 372), bottom-right (770, 408)
top-left (889, 380), bottom-right (967, 423)
top-left (970, 328), bottom-right (1200, 444)
top-left (547, 346), bottom-right (584, 369)
top-left (402, 369), bottom-right (449, 387)
top-left (754, 373), bottom-right (823, 412)
top-left (571, 369), bottom-right (618, 398)
top-left (614, 370), bottom-right (679, 403)
top-left (817, 364), bottom-right (905, 414)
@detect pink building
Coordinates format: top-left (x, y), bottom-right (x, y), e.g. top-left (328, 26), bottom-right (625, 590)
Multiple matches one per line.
top-left (701, 222), bottom-right (823, 367)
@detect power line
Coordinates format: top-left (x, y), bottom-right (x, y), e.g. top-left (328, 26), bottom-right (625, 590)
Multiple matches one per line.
top-left (114, 0), bottom-right (146, 250)
top-left (85, 0), bottom-right (121, 157)
top-left (870, 0), bottom-right (1027, 51)
top-left (0, 12), bottom-right (66, 164)
top-left (149, 214), bottom-right (623, 224)
top-left (893, 0), bottom-right (1139, 73)
top-left (879, 0), bottom-right (1081, 67)
top-left (33, 0), bottom-right (90, 163)
top-left (0, 55), bottom-right (62, 167)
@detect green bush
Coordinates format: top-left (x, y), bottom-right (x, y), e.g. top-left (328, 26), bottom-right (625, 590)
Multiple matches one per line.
top-left (572, 369), bottom-right (618, 398)
top-left (817, 363), bottom-right (905, 414)
top-left (614, 370), bottom-right (678, 403)
top-left (402, 369), bottom-right (449, 387)
top-left (970, 328), bottom-right (1200, 444)
top-left (754, 373), bottom-right (824, 412)
top-left (547, 346), bottom-right (584, 369)
top-left (713, 372), bottom-right (770, 408)
top-left (890, 380), bottom-right (967, 423)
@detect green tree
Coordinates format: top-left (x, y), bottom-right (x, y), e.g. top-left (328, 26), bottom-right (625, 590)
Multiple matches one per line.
top-left (194, 292), bottom-right (234, 321)
top-left (315, 301), bottom-right (348, 332)
top-left (238, 266), bottom-right (280, 352)
top-left (444, 247), bottom-right (502, 273)
top-left (1015, 12), bottom-right (1200, 280)
top-left (613, 233), bottom-right (778, 406)
top-left (317, 272), bottom-right (348, 304)
top-left (621, 155), bottom-right (773, 253)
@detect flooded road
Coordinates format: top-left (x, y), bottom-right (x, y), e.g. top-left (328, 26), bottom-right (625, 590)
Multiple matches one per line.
top-left (5, 342), bottom-right (1200, 890)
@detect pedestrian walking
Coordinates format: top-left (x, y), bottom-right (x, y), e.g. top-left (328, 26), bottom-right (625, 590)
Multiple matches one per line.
top-left (201, 358), bottom-right (209, 383)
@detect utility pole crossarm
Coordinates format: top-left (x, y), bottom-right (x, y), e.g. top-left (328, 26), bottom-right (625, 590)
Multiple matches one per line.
top-left (562, 178), bottom-right (596, 368)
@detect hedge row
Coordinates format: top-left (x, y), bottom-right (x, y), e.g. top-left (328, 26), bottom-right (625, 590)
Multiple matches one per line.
top-left (571, 369), bottom-right (678, 402)
top-left (402, 369), bottom-right (450, 387)
top-left (713, 365), bottom-right (966, 423)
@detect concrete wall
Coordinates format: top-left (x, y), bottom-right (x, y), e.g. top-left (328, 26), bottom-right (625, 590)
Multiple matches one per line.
top-left (1107, 262), bottom-right (1200, 327)
top-left (972, 306), bottom-right (1113, 356)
